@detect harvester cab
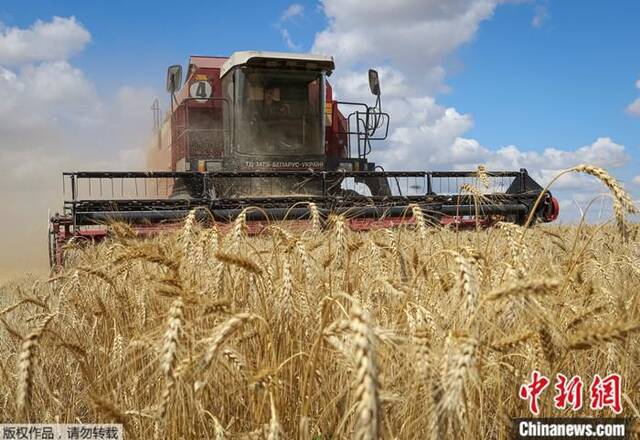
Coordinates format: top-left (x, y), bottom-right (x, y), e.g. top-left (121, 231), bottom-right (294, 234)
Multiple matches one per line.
top-left (163, 51), bottom-right (391, 199)
top-left (48, 50), bottom-right (560, 268)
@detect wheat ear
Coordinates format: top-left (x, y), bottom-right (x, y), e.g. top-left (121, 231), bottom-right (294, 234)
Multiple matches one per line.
top-left (568, 321), bottom-right (640, 350)
top-left (231, 208), bottom-right (249, 246)
top-left (484, 279), bottom-right (559, 302)
top-left (455, 254), bottom-right (479, 320)
top-left (410, 203), bottom-right (429, 242)
top-left (214, 252), bottom-right (263, 275)
top-left (181, 209), bottom-right (197, 254)
top-left (308, 202), bottom-right (321, 232)
top-left (476, 165), bottom-right (489, 189)
top-left (200, 313), bottom-right (259, 370)
top-left (440, 332), bottom-right (477, 418)
top-left (16, 314), bottom-right (54, 418)
top-left (156, 297), bottom-right (184, 433)
top-left (349, 302), bottom-right (379, 440)
top-left (334, 215), bottom-right (348, 266)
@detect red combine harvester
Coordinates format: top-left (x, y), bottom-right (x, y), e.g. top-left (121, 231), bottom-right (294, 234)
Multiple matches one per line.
top-left (49, 51), bottom-right (559, 267)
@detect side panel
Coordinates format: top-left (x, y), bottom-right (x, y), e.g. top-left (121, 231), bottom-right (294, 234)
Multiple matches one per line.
top-left (324, 81), bottom-right (349, 161)
top-left (169, 66), bottom-right (226, 172)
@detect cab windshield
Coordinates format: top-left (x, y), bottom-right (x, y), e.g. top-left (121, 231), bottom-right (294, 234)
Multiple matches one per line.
top-left (235, 67), bottom-right (324, 156)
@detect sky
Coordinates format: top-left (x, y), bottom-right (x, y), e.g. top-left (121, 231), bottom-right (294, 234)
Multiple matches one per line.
top-left (0, 0), bottom-right (638, 269)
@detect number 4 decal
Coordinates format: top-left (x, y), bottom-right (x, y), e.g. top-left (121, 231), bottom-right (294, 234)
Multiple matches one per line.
top-left (196, 82), bottom-right (207, 97)
top-left (189, 80), bottom-right (212, 102)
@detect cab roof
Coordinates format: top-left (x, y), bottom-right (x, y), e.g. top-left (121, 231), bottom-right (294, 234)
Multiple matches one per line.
top-left (189, 55), bottom-right (228, 69)
top-left (220, 51), bottom-right (334, 78)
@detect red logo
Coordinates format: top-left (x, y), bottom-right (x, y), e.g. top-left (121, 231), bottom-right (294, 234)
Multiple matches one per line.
top-left (590, 374), bottom-right (622, 414)
top-left (520, 372), bottom-right (622, 415)
top-left (554, 374), bottom-right (583, 411)
top-left (519, 370), bottom-right (550, 415)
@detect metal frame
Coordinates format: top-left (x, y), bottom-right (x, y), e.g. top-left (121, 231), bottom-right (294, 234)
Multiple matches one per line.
top-left (334, 101), bottom-right (390, 159)
top-left (49, 168), bottom-right (556, 268)
top-left (58, 169), bottom-right (549, 224)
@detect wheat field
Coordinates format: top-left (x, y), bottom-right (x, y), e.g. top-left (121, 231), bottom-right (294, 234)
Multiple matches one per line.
top-left (0, 166), bottom-right (639, 439)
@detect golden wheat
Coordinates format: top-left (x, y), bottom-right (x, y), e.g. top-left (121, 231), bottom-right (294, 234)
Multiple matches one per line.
top-left (0, 167), bottom-right (638, 437)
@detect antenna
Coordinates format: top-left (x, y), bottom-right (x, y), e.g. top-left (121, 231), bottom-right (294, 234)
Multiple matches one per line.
top-left (151, 98), bottom-right (163, 150)
top-left (151, 98), bottom-right (161, 131)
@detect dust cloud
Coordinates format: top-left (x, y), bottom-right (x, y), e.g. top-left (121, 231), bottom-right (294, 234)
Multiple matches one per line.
top-left (0, 93), bottom-right (158, 275)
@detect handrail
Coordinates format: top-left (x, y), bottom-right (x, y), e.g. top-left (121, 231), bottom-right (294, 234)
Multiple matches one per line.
top-left (62, 170), bottom-right (522, 178)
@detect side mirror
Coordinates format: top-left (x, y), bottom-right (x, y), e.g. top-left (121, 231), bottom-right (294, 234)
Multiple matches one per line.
top-left (368, 69), bottom-right (380, 96)
top-left (166, 65), bottom-right (183, 94)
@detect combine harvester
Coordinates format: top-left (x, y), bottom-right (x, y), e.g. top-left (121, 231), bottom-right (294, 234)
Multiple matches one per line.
top-left (49, 51), bottom-right (559, 267)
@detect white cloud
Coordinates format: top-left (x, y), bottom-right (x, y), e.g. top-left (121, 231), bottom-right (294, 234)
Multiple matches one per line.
top-left (281, 29), bottom-right (299, 50)
top-left (281, 4), bottom-right (304, 21)
top-left (489, 137), bottom-right (627, 170)
top-left (313, 0), bottom-right (629, 176)
top-left (0, 17), bottom-right (154, 269)
top-left (0, 61), bottom-right (100, 155)
top-left (633, 176), bottom-right (640, 185)
top-left (531, 3), bottom-right (549, 28)
top-left (627, 78), bottom-right (640, 116)
top-left (312, 0), bottom-right (505, 172)
top-left (626, 97), bottom-right (640, 117)
top-left (278, 4), bottom-right (304, 50)
top-left (314, 0), bottom-right (497, 92)
top-left (0, 16), bottom-right (90, 65)
top-left (312, 0), bottom-right (632, 223)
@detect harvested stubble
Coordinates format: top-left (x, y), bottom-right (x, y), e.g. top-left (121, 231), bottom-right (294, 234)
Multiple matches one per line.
top-left (0, 193), bottom-right (639, 438)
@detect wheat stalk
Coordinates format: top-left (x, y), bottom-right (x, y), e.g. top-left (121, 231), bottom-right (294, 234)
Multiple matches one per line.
top-left (522, 164), bottom-right (638, 231)
top-left (573, 165), bottom-right (637, 214)
top-left (4, 182), bottom-right (640, 440)
top-left (267, 392), bottom-right (283, 440)
top-left (213, 416), bottom-right (226, 440)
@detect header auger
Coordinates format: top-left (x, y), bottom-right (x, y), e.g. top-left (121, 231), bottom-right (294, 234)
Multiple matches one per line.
top-left (49, 50), bottom-right (559, 268)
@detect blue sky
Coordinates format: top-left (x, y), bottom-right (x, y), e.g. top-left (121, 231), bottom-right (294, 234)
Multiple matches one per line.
top-left (0, 0), bottom-right (324, 92)
top-left (0, 0), bottom-right (638, 174)
top-left (0, 0), bottom-right (639, 267)
top-left (444, 1), bottom-right (640, 157)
